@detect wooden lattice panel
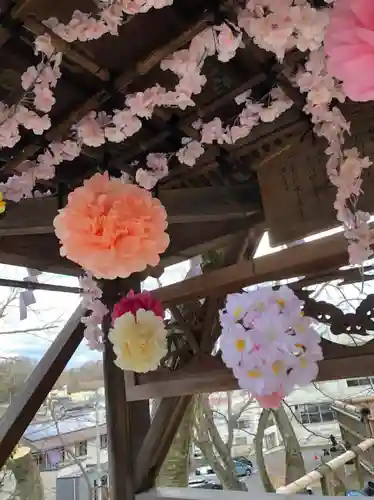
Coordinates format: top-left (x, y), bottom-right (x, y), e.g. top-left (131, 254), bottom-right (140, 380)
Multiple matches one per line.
top-left (258, 102), bottom-right (374, 246)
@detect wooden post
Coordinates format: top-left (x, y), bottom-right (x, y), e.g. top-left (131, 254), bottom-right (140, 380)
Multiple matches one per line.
top-left (102, 278), bottom-right (150, 500)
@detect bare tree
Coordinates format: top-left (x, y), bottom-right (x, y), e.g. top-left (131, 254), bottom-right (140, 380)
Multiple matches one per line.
top-left (193, 392), bottom-right (253, 490)
top-left (255, 405), bottom-right (306, 492)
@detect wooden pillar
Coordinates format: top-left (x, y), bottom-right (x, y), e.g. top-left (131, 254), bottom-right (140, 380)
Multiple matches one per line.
top-left (102, 278), bottom-right (150, 500)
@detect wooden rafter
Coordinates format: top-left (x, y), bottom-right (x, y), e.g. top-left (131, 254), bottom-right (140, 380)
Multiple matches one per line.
top-left (153, 229), bottom-right (364, 305)
top-left (0, 305), bottom-right (84, 470)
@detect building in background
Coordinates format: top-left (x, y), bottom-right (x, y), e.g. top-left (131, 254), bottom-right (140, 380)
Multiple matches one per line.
top-left (209, 377), bottom-right (374, 459)
top-left (56, 460), bottom-right (109, 500)
top-left (19, 395), bottom-right (108, 500)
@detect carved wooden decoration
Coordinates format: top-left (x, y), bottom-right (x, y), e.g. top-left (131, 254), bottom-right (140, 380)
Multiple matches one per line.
top-left (299, 291), bottom-right (374, 337)
top-left (258, 101), bottom-right (374, 246)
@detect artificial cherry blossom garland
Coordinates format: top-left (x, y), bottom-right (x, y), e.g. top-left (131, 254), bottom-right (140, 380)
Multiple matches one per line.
top-left (294, 49), bottom-right (373, 264)
top-left (0, 23), bottom-right (242, 201)
top-left (136, 87), bottom-right (293, 188)
top-left (79, 272), bottom-right (108, 351)
top-left (72, 81), bottom-right (294, 347)
top-left (44, 0), bottom-right (175, 44)
top-left (219, 286), bottom-right (322, 408)
top-left (0, 35), bottom-right (62, 150)
top-left (0, 0), bottom-right (177, 151)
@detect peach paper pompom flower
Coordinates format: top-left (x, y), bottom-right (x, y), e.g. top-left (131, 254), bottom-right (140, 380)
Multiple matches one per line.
top-left (325, 0), bottom-right (374, 101)
top-left (53, 172), bottom-right (169, 279)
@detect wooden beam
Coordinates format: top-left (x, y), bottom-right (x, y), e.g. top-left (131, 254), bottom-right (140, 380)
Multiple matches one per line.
top-left (126, 340), bottom-right (374, 401)
top-left (0, 218), bottom-right (259, 278)
top-left (153, 230), bottom-right (358, 305)
top-left (158, 186), bottom-right (260, 224)
top-left (0, 187), bottom-right (260, 235)
top-left (0, 277), bottom-right (81, 294)
top-left (135, 396), bottom-right (192, 492)
top-left (0, 198), bottom-right (57, 236)
top-left (0, 305), bottom-right (84, 469)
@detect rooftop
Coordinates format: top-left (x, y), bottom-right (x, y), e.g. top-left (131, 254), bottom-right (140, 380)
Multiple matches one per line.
top-left (24, 408), bottom-right (106, 443)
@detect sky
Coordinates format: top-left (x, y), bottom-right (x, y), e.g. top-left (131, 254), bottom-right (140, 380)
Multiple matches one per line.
top-left (0, 227), bottom-right (373, 367)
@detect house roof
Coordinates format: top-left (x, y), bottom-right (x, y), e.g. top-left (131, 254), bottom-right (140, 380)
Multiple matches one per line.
top-left (24, 410), bottom-right (107, 451)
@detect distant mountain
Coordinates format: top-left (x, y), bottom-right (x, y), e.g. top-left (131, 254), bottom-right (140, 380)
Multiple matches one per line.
top-left (0, 357), bottom-right (104, 403)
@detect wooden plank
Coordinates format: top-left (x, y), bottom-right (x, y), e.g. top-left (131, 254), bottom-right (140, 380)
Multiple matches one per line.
top-left (0, 198), bottom-right (58, 236)
top-left (135, 396), bottom-right (192, 493)
top-left (153, 229), bottom-right (362, 305)
top-left (136, 487), bottom-right (343, 500)
top-left (0, 187), bottom-right (260, 236)
top-left (0, 305), bottom-right (84, 469)
top-left (126, 340), bottom-right (374, 401)
top-left (130, 400), bottom-right (151, 459)
top-left (158, 186), bottom-right (260, 224)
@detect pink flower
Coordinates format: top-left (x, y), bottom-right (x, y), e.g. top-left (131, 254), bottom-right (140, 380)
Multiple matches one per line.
top-left (254, 391), bottom-right (284, 409)
top-left (135, 168), bottom-right (158, 190)
top-left (215, 24), bottom-right (242, 62)
top-left (201, 118), bottom-right (225, 144)
top-left (21, 66), bottom-right (38, 90)
top-left (18, 108), bottom-right (51, 134)
top-left (33, 86), bottom-right (56, 112)
top-left (126, 87), bottom-right (162, 118)
top-left (177, 140), bottom-right (204, 166)
top-left (146, 153), bottom-right (168, 179)
top-left (75, 112), bottom-right (105, 147)
top-left (34, 34), bottom-right (55, 58)
top-left (112, 290), bottom-right (164, 324)
top-left (53, 172), bottom-right (170, 279)
top-left (100, 5), bottom-right (122, 35)
top-left (325, 0), bottom-right (374, 101)
top-left (111, 109), bottom-right (142, 138)
top-left (176, 73), bottom-right (207, 96)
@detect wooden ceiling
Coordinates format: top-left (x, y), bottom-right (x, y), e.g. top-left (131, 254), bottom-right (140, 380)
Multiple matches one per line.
top-left (0, 0), bottom-right (373, 278)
